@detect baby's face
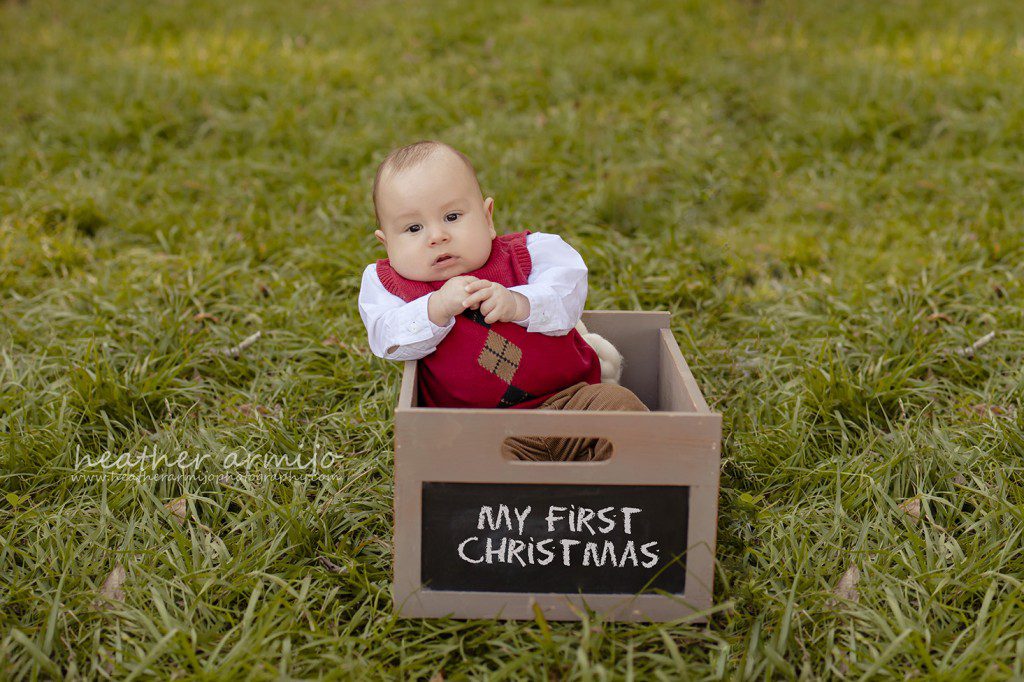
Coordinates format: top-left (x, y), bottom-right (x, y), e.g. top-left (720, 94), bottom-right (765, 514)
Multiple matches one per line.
top-left (374, 150), bottom-right (496, 282)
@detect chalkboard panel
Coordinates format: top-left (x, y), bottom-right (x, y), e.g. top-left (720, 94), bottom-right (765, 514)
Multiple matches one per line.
top-left (421, 483), bottom-right (689, 594)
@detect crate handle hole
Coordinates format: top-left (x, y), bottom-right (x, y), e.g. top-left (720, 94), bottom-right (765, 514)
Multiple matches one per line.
top-left (500, 436), bottom-right (614, 462)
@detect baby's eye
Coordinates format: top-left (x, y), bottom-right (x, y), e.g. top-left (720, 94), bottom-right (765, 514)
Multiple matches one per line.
top-left (406, 224), bottom-right (423, 233)
top-left (444, 212), bottom-right (460, 222)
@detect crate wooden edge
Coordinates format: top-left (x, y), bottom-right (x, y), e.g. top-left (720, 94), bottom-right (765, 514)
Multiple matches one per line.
top-left (395, 587), bottom-right (716, 623)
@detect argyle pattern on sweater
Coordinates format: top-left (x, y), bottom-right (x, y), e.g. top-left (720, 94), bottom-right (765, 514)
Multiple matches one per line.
top-left (462, 307), bottom-right (536, 407)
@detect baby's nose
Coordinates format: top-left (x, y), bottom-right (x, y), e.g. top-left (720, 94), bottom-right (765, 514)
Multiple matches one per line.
top-left (428, 226), bottom-right (450, 245)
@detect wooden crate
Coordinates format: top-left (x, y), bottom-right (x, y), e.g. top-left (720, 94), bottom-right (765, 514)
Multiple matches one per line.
top-left (392, 311), bottom-right (722, 621)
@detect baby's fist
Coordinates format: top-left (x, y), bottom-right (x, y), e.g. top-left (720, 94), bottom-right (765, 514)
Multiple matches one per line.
top-left (427, 275), bottom-right (478, 325)
top-left (462, 280), bottom-right (529, 324)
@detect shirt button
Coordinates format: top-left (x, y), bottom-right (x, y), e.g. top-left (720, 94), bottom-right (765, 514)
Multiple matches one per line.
top-left (408, 322), bottom-right (419, 332)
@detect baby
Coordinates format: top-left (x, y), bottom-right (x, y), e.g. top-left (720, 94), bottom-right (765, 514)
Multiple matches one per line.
top-left (358, 140), bottom-right (648, 461)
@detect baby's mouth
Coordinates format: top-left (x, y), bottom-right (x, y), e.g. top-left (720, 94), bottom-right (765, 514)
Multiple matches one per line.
top-left (433, 254), bottom-right (456, 266)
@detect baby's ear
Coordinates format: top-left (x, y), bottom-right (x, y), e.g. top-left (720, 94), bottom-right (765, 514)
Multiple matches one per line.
top-left (483, 197), bottom-right (495, 237)
top-left (374, 229), bottom-right (386, 246)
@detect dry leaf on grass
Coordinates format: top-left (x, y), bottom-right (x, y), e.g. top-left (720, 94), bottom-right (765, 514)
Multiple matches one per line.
top-left (953, 330), bottom-right (996, 358)
top-left (165, 497), bottom-right (219, 536)
top-left (97, 564), bottom-right (127, 605)
top-left (899, 497), bottom-right (921, 521)
top-left (165, 497), bottom-right (188, 525)
top-left (222, 330), bottom-right (262, 358)
top-left (926, 312), bottom-right (952, 323)
top-left (322, 334), bottom-right (344, 348)
top-left (429, 672), bottom-right (445, 682)
top-left (318, 556), bottom-right (348, 574)
top-left (322, 335), bottom-right (368, 356)
top-left (964, 403), bottom-right (1017, 419)
top-left (235, 402), bottom-right (281, 419)
top-left (829, 564), bottom-right (860, 606)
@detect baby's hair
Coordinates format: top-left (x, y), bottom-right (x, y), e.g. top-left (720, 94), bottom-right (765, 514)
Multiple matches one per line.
top-left (372, 140), bottom-right (480, 226)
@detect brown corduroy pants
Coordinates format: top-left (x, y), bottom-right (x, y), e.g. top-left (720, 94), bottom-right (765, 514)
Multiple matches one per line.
top-left (500, 382), bottom-right (649, 462)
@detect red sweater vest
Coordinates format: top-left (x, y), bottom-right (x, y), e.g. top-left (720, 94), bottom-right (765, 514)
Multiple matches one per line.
top-left (376, 231), bottom-right (601, 408)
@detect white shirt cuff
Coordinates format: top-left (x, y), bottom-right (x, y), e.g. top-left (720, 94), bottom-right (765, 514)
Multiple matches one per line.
top-left (382, 293), bottom-right (455, 355)
top-left (508, 284), bottom-right (569, 335)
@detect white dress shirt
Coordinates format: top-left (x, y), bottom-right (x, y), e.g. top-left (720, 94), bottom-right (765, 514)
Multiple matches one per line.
top-left (358, 232), bottom-right (588, 361)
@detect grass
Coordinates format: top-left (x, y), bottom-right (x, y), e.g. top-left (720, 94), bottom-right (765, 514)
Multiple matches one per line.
top-left (2, 0), bottom-right (1024, 678)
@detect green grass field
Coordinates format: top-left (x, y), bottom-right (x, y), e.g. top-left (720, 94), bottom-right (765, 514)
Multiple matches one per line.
top-left (3, 0), bottom-right (1024, 678)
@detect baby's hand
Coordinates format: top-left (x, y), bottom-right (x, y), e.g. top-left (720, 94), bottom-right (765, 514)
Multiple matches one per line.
top-left (427, 275), bottom-right (479, 326)
top-left (462, 279), bottom-right (529, 324)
